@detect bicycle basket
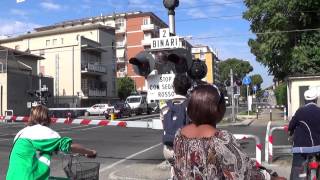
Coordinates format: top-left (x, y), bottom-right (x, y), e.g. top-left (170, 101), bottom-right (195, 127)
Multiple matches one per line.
top-left (64, 162), bottom-right (100, 180)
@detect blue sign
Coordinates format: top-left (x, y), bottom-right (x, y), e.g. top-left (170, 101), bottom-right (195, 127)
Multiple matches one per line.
top-left (253, 85), bottom-right (258, 92)
top-left (242, 76), bottom-right (251, 85)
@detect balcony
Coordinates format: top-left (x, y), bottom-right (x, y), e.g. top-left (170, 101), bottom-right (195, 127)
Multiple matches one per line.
top-left (117, 71), bottom-right (127, 78)
top-left (141, 24), bottom-right (156, 31)
top-left (116, 41), bottom-right (126, 48)
top-left (81, 63), bottom-right (107, 75)
top-left (116, 57), bottom-right (126, 63)
top-left (141, 39), bottom-right (152, 46)
top-left (88, 89), bottom-right (107, 97)
top-left (115, 27), bottom-right (126, 34)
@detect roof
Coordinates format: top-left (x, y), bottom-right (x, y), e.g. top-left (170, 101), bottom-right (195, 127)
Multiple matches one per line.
top-left (0, 24), bottom-right (114, 43)
top-left (287, 74), bottom-right (320, 81)
top-left (35, 11), bottom-right (168, 32)
top-left (0, 46), bottom-right (44, 60)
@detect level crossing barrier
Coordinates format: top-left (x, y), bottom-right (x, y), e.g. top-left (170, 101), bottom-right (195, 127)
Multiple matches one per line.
top-left (257, 105), bottom-right (287, 121)
top-left (234, 134), bottom-right (262, 167)
top-left (265, 121), bottom-right (291, 164)
top-left (0, 116), bottom-right (127, 127)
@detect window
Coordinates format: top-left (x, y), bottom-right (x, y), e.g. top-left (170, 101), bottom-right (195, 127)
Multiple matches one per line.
top-left (52, 39), bottom-right (57, 45)
top-left (46, 40), bottom-right (50, 46)
top-left (143, 18), bottom-right (150, 25)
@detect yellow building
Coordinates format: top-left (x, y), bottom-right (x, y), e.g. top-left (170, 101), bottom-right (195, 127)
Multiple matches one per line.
top-left (192, 45), bottom-right (220, 84)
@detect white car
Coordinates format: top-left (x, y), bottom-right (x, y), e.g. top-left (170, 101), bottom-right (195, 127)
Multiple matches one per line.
top-left (86, 104), bottom-right (109, 116)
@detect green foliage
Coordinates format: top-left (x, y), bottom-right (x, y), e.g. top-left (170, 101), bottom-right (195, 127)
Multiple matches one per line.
top-left (116, 77), bottom-right (135, 100)
top-left (274, 83), bottom-right (287, 106)
top-left (243, 0), bottom-right (320, 80)
top-left (250, 74), bottom-right (263, 88)
top-left (218, 58), bottom-right (253, 82)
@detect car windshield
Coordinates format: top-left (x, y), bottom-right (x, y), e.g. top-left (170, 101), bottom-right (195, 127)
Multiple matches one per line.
top-left (127, 97), bottom-right (141, 103)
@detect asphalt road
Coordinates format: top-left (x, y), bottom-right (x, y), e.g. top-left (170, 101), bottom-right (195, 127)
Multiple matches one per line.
top-left (0, 106), bottom-right (290, 179)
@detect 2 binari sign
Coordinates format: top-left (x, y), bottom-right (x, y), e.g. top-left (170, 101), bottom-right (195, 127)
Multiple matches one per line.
top-left (151, 36), bottom-right (182, 50)
top-left (147, 74), bottom-right (176, 100)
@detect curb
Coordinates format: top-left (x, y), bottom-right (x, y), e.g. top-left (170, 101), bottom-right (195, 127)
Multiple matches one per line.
top-left (218, 119), bottom-right (255, 127)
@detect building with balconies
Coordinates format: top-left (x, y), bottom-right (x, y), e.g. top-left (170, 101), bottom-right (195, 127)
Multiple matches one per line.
top-left (0, 24), bottom-right (116, 107)
top-left (192, 45), bottom-right (220, 84)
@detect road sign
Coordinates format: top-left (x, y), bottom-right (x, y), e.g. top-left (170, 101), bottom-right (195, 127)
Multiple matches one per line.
top-left (253, 85), bottom-right (258, 92)
top-left (147, 74), bottom-right (176, 100)
top-left (151, 36), bottom-right (182, 50)
top-left (242, 76), bottom-right (251, 85)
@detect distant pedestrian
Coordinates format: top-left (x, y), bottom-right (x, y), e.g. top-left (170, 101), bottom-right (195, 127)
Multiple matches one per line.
top-left (288, 88), bottom-right (320, 180)
top-left (161, 74), bottom-right (191, 179)
top-left (173, 84), bottom-right (286, 180)
top-left (6, 105), bottom-right (97, 180)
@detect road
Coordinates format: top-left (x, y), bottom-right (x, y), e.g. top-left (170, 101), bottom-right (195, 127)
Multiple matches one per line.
top-left (0, 106), bottom-right (289, 179)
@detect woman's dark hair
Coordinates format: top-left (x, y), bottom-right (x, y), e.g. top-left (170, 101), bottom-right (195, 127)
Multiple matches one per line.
top-left (173, 74), bottom-right (191, 96)
top-left (27, 105), bottom-right (51, 126)
top-left (187, 84), bottom-right (226, 126)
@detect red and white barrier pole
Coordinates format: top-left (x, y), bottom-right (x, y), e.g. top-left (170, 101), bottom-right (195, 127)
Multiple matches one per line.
top-left (234, 134), bottom-right (262, 167)
top-left (267, 125), bottom-right (289, 163)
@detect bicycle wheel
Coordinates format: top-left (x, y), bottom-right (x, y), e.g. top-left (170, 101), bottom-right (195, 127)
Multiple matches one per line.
top-left (64, 162), bottom-right (100, 180)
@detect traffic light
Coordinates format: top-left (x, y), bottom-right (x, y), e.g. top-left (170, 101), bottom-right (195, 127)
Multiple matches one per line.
top-left (129, 51), bottom-right (155, 77)
top-left (187, 59), bottom-right (207, 80)
top-left (235, 79), bottom-right (242, 86)
top-left (129, 48), bottom-right (192, 77)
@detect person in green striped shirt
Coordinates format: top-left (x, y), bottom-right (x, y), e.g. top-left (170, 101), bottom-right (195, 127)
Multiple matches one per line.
top-left (6, 105), bottom-right (97, 180)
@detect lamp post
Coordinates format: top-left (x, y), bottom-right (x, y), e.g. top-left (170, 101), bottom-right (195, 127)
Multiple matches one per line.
top-left (163, 0), bottom-right (179, 35)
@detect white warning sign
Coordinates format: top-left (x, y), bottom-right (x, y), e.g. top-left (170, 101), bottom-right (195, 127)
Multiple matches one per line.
top-left (147, 74), bottom-right (176, 100)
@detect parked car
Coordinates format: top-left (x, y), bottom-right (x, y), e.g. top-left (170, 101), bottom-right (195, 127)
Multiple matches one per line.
top-left (86, 104), bottom-right (109, 116)
top-left (104, 102), bottom-right (132, 119)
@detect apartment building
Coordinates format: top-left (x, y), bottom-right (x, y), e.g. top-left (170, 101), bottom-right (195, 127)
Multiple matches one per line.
top-left (0, 46), bottom-right (53, 115)
top-left (0, 24), bottom-right (116, 107)
top-left (32, 11), bottom-right (168, 91)
top-left (192, 45), bottom-right (220, 84)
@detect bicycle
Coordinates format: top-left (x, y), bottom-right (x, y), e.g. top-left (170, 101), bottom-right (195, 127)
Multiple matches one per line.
top-left (49, 153), bottom-right (100, 180)
top-left (298, 153), bottom-right (320, 180)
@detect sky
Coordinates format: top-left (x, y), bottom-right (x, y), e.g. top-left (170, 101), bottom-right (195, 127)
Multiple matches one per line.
top-left (0, 0), bottom-right (273, 88)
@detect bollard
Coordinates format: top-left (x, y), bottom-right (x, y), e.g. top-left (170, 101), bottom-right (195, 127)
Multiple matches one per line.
top-left (256, 108), bottom-right (259, 119)
top-left (110, 113), bottom-right (115, 120)
top-left (284, 107), bottom-right (287, 121)
top-left (269, 108), bottom-right (272, 121)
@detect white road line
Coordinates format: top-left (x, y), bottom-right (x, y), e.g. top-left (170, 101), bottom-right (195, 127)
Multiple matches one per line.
top-left (99, 143), bottom-right (162, 173)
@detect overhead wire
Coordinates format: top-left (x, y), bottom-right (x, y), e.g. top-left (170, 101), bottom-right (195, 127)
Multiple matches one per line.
top-left (2, 27), bottom-right (319, 57)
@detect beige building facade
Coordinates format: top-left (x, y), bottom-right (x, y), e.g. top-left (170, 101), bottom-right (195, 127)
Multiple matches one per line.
top-left (287, 75), bottom-right (320, 120)
top-left (31, 11), bottom-right (168, 91)
top-left (0, 24), bottom-right (116, 107)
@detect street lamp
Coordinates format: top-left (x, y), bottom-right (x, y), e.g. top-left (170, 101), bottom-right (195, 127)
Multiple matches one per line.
top-left (163, 0), bottom-right (179, 35)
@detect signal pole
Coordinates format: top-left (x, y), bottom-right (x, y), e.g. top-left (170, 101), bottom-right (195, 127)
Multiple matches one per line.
top-left (163, 0), bottom-right (179, 35)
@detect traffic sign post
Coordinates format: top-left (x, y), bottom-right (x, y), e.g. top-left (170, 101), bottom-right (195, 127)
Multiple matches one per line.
top-left (242, 76), bottom-right (252, 116)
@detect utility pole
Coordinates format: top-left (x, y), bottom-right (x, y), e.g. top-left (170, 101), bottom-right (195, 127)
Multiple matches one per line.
top-left (230, 69), bottom-right (235, 122)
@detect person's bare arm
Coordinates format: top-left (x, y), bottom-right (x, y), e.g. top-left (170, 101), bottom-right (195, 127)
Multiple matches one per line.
top-left (71, 143), bottom-right (97, 158)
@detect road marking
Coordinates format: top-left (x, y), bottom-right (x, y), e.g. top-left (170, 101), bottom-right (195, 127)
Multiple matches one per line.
top-left (99, 143), bottom-right (162, 173)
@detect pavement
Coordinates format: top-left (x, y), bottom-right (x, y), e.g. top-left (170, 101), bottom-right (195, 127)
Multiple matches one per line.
top-left (105, 107), bottom-right (293, 180)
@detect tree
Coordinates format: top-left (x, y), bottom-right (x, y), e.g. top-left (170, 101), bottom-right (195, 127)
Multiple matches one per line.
top-left (250, 74), bottom-right (263, 89)
top-left (116, 77), bottom-right (135, 100)
top-left (218, 58), bottom-right (253, 83)
top-left (243, 0), bottom-right (320, 80)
